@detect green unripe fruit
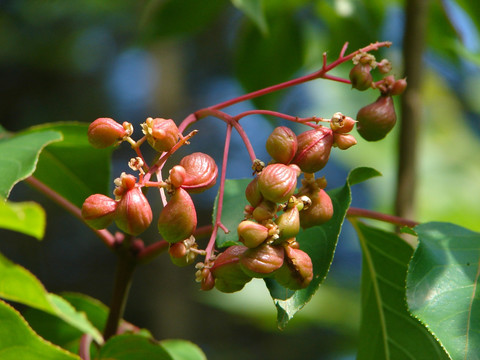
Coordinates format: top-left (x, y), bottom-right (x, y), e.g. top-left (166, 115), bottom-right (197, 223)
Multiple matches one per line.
top-left (275, 206), bottom-right (300, 242)
top-left (266, 126), bottom-right (298, 164)
top-left (252, 200), bottom-right (277, 222)
top-left (158, 188), bottom-right (197, 243)
top-left (211, 245), bottom-right (252, 293)
top-left (349, 63), bottom-right (373, 91)
top-left (238, 220), bottom-right (269, 248)
top-left (240, 244), bottom-right (284, 278)
top-left (356, 95), bottom-right (397, 141)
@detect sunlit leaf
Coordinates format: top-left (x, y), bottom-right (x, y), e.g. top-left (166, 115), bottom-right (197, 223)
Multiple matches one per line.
top-left (160, 339), bottom-right (207, 360)
top-left (22, 122), bottom-right (113, 208)
top-left (407, 222), bottom-right (480, 360)
top-left (0, 252), bottom-right (103, 343)
top-left (266, 167), bottom-right (381, 329)
top-left (234, 13), bottom-right (303, 109)
top-left (354, 221), bottom-right (450, 360)
top-left (0, 299), bottom-right (79, 360)
top-left (0, 199), bottom-right (45, 240)
top-left (0, 130), bottom-right (62, 199)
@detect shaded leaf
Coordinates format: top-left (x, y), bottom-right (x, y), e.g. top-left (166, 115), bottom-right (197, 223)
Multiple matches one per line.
top-left (231, 0), bottom-right (268, 35)
top-left (0, 252), bottom-right (103, 343)
top-left (160, 339), bottom-right (207, 360)
top-left (98, 334), bottom-right (173, 360)
top-left (214, 178), bottom-right (251, 248)
top-left (354, 221), bottom-right (450, 360)
top-left (141, 0), bottom-right (227, 40)
top-left (23, 122), bottom-right (113, 208)
top-left (265, 167), bottom-right (381, 328)
top-left (407, 222), bottom-right (480, 360)
top-left (0, 299), bottom-right (79, 360)
top-left (0, 130), bottom-right (62, 199)
top-left (234, 13), bottom-right (303, 109)
top-left (0, 199), bottom-right (46, 240)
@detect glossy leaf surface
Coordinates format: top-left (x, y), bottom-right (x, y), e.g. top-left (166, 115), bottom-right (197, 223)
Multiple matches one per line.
top-left (407, 222), bottom-right (480, 360)
top-left (0, 299), bottom-right (79, 360)
top-left (354, 221), bottom-right (449, 360)
top-left (0, 199), bottom-right (45, 240)
top-left (0, 129), bottom-right (62, 198)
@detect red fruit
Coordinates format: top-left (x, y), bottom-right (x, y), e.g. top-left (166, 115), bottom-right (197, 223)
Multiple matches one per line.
top-left (142, 117), bottom-right (180, 152)
top-left (245, 176), bottom-right (263, 207)
top-left (88, 118), bottom-right (127, 149)
top-left (330, 113), bottom-right (356, 134)
top-left (115, 188), bottom-right (153, 236)
top-left (293, 127), bottom-right (333, 173)
top-left (333, 133), bottom-right (357, 150)
top-left (169, 165), bottom-right (187, 188)
top-left (81, 194), bottom-right (117, 229)
top-left (252, 200), bottom-right (277, 222)
top-left (266, 126), bottom-right (298, 164)
top-left (390, 78), bottom-right (407, 96)
top-left (258, 163), bottom-right (299, 204)
top-left (356, 95), bottom-right (397, 141)
top-left (240, 244), bottom-right (285, 278)
top-left (299, 189), bottom-right (333, 228)
top-left (275, 246), bottom-right (313, 290)
top-left (168, 237), bottom-right (198, 267)
top-left (157, 188), bottom-right (197, 243)
top-left (179, 152), bottom-right (218, 193)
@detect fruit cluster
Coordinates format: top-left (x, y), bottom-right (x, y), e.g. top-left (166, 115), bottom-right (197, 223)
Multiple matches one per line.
top-left (81, 43), bottom-right (406, 295)
top-left (82, 117), bottom-right (218, 262)
top-left (203, 118), bottom-right (356, 292)
top-left (349, 53), bottom-right (407, 141)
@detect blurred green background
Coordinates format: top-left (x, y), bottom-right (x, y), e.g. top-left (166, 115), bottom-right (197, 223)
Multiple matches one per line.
top-left (1, 0), bottom-right (479, 359)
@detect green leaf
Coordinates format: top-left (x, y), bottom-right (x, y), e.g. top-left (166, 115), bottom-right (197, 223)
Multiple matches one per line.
top-left (354, 221), bottom-right (450, 360)
top-left (266, 167), bottom-right (381, 329)
top-left (407, 222), bottom-right (480, 360)
top-left (160, 339), bottom-right (207, 360)
top-left (0, 129), bottom-right (62, 199)
top-left (214, 178), bottom-right (251, 248)
top-left (234, 13), bottom-right (303, 109)
top-left (0, 252), bottom-right (103, 343)
top-left (23, 122), bottom-right (113, 208)
top-left (0, 299), bottom-right (79, 360)
top-left (231, 0), bottom-right (268, 35)
top-left (23, 292), bottom-right (109, 353)
top-left (98, 334), bottom-right (173, 360)
top-left (0, 199), bottom-right (46, 240)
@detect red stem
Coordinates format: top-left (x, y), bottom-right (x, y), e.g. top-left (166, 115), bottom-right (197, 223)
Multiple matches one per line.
top-left (347, 206), bottom-right (418, 228)
top-left (233, 110), bottom-right (324, 128)
top-left (25, 176), bottom-right (115, 248)
top-left (204, 124), bottom-right (233, 263)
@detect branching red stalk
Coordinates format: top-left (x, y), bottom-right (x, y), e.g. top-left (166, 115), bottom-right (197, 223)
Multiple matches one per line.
top-left (233, 110), bottom-right (324, 128)
top-left (347, 207), bottom-right (418, 228)
top-left (25, 176), bottom-right (116, 248)
top-left (204, 124), bottom-right (233, 263)
top-left (195, 108), bottom-right (257, 162)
